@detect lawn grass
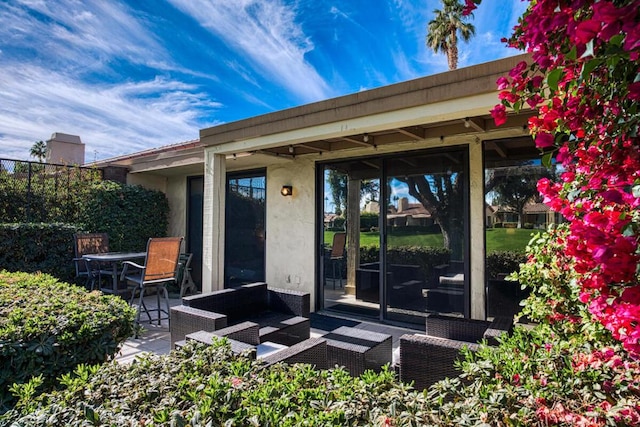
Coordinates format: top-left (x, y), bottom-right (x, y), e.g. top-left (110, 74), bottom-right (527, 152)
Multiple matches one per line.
top-left (325, 227), bottom-right (535, 252)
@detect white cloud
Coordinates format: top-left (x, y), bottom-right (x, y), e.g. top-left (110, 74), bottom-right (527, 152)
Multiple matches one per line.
top-left (0, 65), bottom-right (220, 161)
top-left (167, 0), bottom-right (331, 103)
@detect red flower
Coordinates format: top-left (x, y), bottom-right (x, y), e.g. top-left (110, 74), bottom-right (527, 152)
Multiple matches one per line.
top-left (535, 132), bottom-right (555, 148)
top-left (490, 104), bottom-right (507, 126)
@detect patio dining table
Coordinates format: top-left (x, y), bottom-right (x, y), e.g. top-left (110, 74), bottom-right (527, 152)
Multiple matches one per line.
top-left (83, 251), bottom-right (146, 296)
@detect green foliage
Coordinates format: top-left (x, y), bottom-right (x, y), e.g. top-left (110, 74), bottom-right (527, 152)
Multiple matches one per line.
top-left (360, 245), bottom-right (451, 277)
top-left (0, 162), bottom-right (102, 224)
top-left (3, 340), bottom-right (427, 426)
top-left (0, 271), bottom-right (135, 411)
top-left (485, 250), bottom-right (527, 280)
top-left (359, 212), bottom-right (379, 230)
top-left (426, 324), bottom-right (639, 426)
top-left (0, 223), bottom-right (81, 282)
top-left (79, 181), bottom-right (169, 252)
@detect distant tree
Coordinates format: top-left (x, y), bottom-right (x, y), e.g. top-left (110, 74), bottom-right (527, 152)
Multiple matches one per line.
top-left (398, 173), bottom-right (465, 259)
top-left (426, 0), bottom-right (475, 70)
top-left (327, 169), bottom-right (379, 216)
top-left (30, 141), bottom-right (47, 163)
top-left (485, 163), bottom-right (553, 228)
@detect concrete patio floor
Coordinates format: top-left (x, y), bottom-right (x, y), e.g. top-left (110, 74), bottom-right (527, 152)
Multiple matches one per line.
top-left (115, 293), bottom-right (421, 366)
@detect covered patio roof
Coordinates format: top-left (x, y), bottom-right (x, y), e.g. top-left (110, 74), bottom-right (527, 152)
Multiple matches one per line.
top-left (200, 53), bottom-right (534, 160)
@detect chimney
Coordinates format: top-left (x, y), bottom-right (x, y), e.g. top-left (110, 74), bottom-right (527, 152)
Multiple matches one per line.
top-left (397, 197), bottom-right (409, 213)
top-left (46, 133), bottom-right (85, 165)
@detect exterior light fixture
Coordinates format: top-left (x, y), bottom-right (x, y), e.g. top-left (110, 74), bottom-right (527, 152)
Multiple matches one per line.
top-left (363, 134), bottom-right (370, 143)
top-left (464, 118), bottom-right (471, 128)
top-left (281, 185), bottom-right (293, 197)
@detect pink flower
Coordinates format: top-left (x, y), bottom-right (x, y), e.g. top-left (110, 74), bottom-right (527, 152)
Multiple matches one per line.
top-left (490, 104), bottom-right (507, 126)
top-left (535, 132), bottom-right (555, 148)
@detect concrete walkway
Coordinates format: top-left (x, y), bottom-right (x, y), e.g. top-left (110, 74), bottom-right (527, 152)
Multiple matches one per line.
top-left (115, 295), bottom-right (421, 365)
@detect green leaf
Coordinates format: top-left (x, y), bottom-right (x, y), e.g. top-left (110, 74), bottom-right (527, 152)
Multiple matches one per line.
top-left (541, 152), bottom-right (554, 168)
top-left (546, 68), bottom-right (563, 92)
top-left (581, 59), bottom-right (601, 80)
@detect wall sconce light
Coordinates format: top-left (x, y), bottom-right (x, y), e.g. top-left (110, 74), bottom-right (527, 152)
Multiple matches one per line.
top-left (281, 185), bottom-right (293, 197)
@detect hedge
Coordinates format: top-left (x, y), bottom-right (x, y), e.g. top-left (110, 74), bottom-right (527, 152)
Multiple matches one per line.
top-left (485, 250), bottom-right (527, 280)
top-left (0, 223), bottom-right (81, 283)
top-left (0, 271), bottom-right (135, 411)
top-left (360, 245), bottom-right (451, 277)
top-left (78, 181), bottom-right (169, 252)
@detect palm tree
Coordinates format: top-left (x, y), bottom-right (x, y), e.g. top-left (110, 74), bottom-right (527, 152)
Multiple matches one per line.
top-left (30, 140), bottom-right (47, 163)
top-left (426, 0), bottom-right (476, 70)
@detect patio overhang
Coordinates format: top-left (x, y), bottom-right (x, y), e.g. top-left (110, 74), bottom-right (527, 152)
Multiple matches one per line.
top-left (200, 54), bottom-right (535, 159)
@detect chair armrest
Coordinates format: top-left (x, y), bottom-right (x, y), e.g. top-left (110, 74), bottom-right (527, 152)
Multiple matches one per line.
top-left (268, 287), bottom-right (310, 317)
top-left (120, 260), bottom-right (145, 281)
top-left (213, 321), bottom-right (260, 345)
top-left (425, 314), bottom-right (489, 342)
top-left (483, 316), bottom-right (514, 345)
top-left (399, 334), bottom-right (480, 390)
top-left (261, 338), bottom-right (327, 369)
top-left (169, 305), bottom-right (228, 348)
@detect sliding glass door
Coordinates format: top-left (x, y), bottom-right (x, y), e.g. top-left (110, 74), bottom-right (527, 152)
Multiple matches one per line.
top-left (384, 149), bottom-right (469, 323)
top-left (225, 170), bottom-right (266, 287)
top-left (318, 147), bottom-right (469, 323)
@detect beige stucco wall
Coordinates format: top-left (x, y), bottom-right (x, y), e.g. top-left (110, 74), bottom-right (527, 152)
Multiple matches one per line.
top-left (264, 157), bottom-right (318, 308)
top-left (166, 176), bottom-right (187, 241)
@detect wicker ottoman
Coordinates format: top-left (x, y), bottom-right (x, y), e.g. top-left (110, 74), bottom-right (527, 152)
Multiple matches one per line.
top-left (323, 326), bottom-right (392, 376)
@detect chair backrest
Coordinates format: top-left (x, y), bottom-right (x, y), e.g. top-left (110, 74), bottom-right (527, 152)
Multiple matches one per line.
top-left (74, 233), bottom-right (109, 257)
top-left (143, 237), bottom-right (183, 283)
top-left (74, 233), bottom-right (109, 274)
top-left (330, 232), bottom-right (346, 258)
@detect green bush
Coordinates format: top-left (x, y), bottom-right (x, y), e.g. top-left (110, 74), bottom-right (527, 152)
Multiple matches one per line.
top-left (79, 181), bottom-right (170, 252)
top-left (0, 223), bottom-right (81, 282)
top-left (360, 212), bottom-right (379, 230)
top-left (3, 340), bottom-right (426, 426)
top-left (0, 271), bottom-right (135, 411)
top-left (360, 245), bottom-right (451, 277)
top-left (485, 250), bottom-right (527, 280)
top-left (493, 222), bottom-right (503, 228)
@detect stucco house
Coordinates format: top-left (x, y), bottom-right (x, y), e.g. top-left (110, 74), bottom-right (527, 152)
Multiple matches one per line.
top-left (94, 54), bottom-right (540, 325)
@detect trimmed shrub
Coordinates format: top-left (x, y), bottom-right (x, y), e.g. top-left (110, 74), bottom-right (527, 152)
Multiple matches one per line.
top-left (0, 223), bottom-right (81, 283)
top-left (79, 181), bottom-right (169, 252)
top-left (0, 271), bottom-right (135, 410)
top-left (360, 245), bottom-right (451, 277)
top-left (4, 340), bottom-right (423, 426)
top-left (485, 250), bottom-right (527, 280)
top-left (493, 222), bottom-right (503, 228)
top-left (360, 212), bottom-right (379, 230)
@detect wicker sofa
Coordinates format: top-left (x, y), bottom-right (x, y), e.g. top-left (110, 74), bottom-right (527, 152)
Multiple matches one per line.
top-left (170, 282), bottom-right (310, 347)
top-left (398, 314), bottom-right (514, 391)
top-left (178, 322), bottom-right (328, 369)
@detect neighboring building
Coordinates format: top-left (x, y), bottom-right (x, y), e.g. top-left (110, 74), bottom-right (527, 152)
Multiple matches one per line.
top-left (46, 132), bottom-right (85, 165)
top-left (95, 54), bottom-right (541, 323)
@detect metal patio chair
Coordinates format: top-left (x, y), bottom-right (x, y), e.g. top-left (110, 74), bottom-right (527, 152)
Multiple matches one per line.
top-left (73, 232), bottom-right (111, 290)
top-left (121, 236), bottom-right (183, 327)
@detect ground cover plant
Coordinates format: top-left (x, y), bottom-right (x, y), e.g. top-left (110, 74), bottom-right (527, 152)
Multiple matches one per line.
top-left (1, 340), bottom-right (428, 426)
top-left (0, 271), bottom-right (135, 411)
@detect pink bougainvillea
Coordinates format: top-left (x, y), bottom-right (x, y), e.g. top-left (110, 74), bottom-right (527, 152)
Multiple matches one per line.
top-left (486, 0), bottom-right (640, 356)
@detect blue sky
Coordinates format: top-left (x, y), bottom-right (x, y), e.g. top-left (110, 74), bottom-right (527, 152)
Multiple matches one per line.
top-left (0, 0), bottom-right (527, 162)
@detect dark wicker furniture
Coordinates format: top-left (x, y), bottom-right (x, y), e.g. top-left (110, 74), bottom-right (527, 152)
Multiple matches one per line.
top-left (179, 323), bottom-right (327, 369)
top-left (323, 326), bottom-right (392, 376)
top-left (173, 282), bottom-right (310, 347)
top-left (398, 314), bottom-right (514, 390)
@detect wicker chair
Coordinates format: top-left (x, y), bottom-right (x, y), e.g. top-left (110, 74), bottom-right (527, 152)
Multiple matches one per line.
top-left (398, 314), bottom-right (514, 391)
top-left (171, 282), bottom-right (310, 347)
top-left (179, 323), bottom-right (327, 369)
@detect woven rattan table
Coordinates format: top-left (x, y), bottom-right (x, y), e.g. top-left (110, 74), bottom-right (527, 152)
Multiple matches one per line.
top-left (323, 326), bottom-right (392, 376)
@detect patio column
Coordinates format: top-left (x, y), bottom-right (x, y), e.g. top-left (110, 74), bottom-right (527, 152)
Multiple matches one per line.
top-left (202, 150), bottom-right (226, 293)
top-left (469, 138), bottom-right (486, 319)
top-left (345, 177), bottom-right (361, 295)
